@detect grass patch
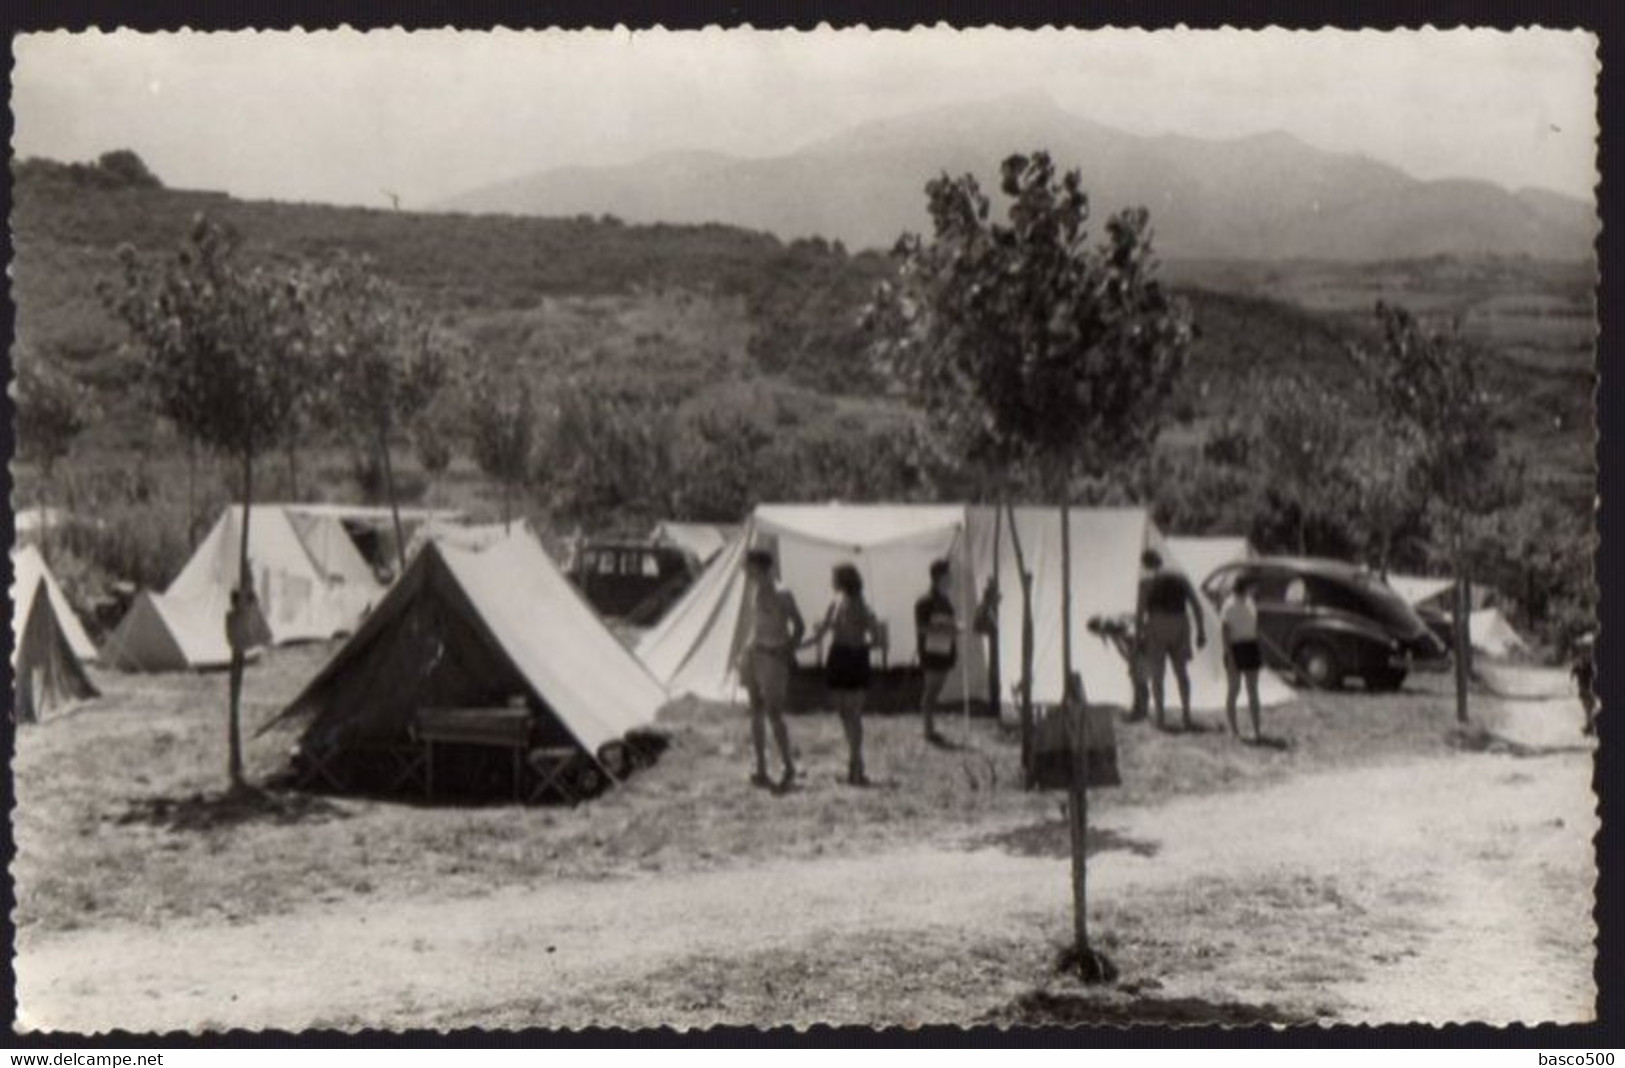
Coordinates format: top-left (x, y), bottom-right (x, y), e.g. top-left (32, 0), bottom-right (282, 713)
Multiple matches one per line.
top-left (16, 650), bottom-right (1472, 937)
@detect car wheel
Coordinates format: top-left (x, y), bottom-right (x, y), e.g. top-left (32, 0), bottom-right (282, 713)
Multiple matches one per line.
top-left (1294, 641), bottom-right (1342, 689)
top-left (1364, 667), bottom-right (1407, 692)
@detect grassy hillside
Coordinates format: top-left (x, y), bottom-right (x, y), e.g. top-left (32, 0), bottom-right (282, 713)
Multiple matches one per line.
top-left (10, 162), bottom-right (1596, 589)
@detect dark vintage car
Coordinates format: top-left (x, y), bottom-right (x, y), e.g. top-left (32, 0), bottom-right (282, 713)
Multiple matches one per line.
top-left (1201, 556), bottom-right (1450, 691)
top-left (567, 540), bottom-right (701, 622)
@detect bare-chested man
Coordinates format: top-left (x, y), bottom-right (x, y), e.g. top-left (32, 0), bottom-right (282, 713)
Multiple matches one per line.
top-left (734, 548), bottom-right (805, 790)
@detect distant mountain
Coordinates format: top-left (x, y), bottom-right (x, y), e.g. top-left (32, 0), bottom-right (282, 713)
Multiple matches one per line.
top-left (437, 94), bottom-right (1596, 261)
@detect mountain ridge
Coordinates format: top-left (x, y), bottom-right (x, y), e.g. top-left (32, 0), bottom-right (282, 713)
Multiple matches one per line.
top-left (436, 96), bottom-right (1595, 261)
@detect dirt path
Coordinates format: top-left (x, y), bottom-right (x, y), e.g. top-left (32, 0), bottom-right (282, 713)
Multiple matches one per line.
top-left (18, 728), bottom-right (1595, 1032)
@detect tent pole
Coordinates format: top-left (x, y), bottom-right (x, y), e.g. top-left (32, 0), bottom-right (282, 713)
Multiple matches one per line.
top-left (1004, 502), bottom-right (1036, 789)
top-left (988, 505), bottom-right (1003, 711)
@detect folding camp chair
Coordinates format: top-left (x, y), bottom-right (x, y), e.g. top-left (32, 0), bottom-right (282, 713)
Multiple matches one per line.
top-left (526, 746), bottom-right (585, 805)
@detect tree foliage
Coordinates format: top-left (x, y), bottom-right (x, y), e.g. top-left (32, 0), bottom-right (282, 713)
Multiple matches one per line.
top-left (869, 151), bottom-right (1193, 487)
top-left (13, 347), bottom-right (97, 475)
top-left (1253, 373), bottom-right (1359, 554)
top-left (1347, 303), bottom-right (1509, 520)
top-left (464, 357), bottom-right (537, 522)
top-left (307, 256), bottom-right (453, 439)
top-left (104, 215), bottom-right (318, 463)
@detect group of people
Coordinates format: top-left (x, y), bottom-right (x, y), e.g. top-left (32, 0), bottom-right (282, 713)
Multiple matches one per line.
top-left (732, 550), bottom-right (972, 791)
top-left (1133, 549), bottom-right (1267, 742)
top-left (730, 541), bottom-right (1273, 792)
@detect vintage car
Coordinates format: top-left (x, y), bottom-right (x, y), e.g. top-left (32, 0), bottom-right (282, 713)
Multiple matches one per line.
top-left (1202, 556), bottom-right (1450, 691)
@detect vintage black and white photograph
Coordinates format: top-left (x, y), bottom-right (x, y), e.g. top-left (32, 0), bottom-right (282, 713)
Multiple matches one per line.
top-left (8, 26), bottom-right (1601, 1032)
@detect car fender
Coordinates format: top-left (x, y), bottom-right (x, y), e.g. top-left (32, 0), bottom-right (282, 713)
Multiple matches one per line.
top-left (1290, 615), bottom-right (1393, 662)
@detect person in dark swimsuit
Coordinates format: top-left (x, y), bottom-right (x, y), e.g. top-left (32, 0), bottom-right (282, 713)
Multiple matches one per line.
top-left (804, 563), bottom-right (881, 785)
top-left (915, 558), bottom-right (959, 743)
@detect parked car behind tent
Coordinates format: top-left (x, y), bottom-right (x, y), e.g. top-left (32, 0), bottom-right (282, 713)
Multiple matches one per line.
top-left (1203, 556), bottom-right (1450, 690)
top-left (636, 503), bottom-right (1294, 717)
top-left (12, 546), bottom-right (99, 721)
top-left (265, 523), bottom-right (668, 801)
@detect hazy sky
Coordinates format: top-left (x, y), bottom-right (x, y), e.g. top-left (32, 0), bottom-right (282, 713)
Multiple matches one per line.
top-left (13, 28), bottom-right (1599, 210)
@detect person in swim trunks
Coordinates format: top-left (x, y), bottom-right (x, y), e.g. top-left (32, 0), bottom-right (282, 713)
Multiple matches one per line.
top-left (1221, 574), bottom-right (1264, 742)
top-left (734, 547), bottom-right (805, 790)
top-left (804, 563), bottom-right (882, 785)
top-left (1135, 549), bottom-right (1207, 731)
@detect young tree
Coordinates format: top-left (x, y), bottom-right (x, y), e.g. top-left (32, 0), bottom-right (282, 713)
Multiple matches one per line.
top-left (12, 348), bottom-right (97, 556)
top-left (1342, 425), bottom-right (1426, 576)
top-left (465, 360), bottom-right (537, 530)
top-left (414, 396), bottom-right (458, 499)
top-left (308, 256), bottom-right (454, 572)
top-left (1348, 303), bottom-right (1510, 723)
top-left (105, 214), bottom-right (319, 789)
top-left (871, 150), bottom-right (1192, 979)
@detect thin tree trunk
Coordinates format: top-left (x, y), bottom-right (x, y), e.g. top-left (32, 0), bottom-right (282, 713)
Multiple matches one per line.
top-left (378, 423), bottom-right (408, 574)
top-left (38, 462), bottom-right (52, 560)
top-left (1452, 528), bottom-right (1470, 725)
top-left (1004, 502), bottom-right (1036, 788)
top-left (285, 440), bottom-right (300, 501)
top-left (986, 504), bottom-right (1003, 711)
top-left (227, 447), bottom-right (254, 790)
top-left (187, 441), bottom-right (198, 547)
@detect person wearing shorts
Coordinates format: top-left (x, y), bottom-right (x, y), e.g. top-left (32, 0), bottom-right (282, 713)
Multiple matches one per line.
top-left (804, 563), bottom-right (881, 785)
top-left (734, 548), bottom-right (804, 790)
top-left (1221, 575), bottom-right (1264, 742)
top-left (1136, 549), bottom-right (1207, 731)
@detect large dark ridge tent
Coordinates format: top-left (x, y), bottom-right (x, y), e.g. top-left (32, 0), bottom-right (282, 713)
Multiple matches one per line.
top-left (13, 546), bottom-right (99, 722)
top-left (266, 523), bottom-right (667, 778)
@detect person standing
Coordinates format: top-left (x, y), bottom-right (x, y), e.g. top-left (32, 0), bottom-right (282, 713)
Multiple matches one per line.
top-left (1136, 549), bottom-right (1207, 731)
top-left (804, 563), bottom-right (881, 785)
top-left (1573, 634), bottom-right (1597, 737)
top-left (733, 548), bottom-right (805, 790)
top-left (915, 558), bottom-right (959, 743)
top-left (1221, 575), bottom-right (1264, 742)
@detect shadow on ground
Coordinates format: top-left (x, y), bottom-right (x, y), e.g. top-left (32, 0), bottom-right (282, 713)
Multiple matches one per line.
top-left (970, 820), bottom-right (1160, 860)
top-left (1447, 725), bottom-right (1592, 759)
top-left (990, 988), bottom-right (1309, 1027)
top-left (109, 786), bottom-right (351, 832)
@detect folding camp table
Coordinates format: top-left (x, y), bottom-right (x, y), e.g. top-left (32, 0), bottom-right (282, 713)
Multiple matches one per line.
top-left (415, 706), bottom-right (535, 802)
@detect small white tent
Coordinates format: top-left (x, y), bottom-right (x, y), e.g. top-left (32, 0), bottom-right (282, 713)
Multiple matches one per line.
top-left (1164, 536), bottom-right (1254, 589)
top-left (12, 545), bottom-right (96, 663)
top-left (103, 505), bottom-right (392, 672)
top-left (1384, 574), bottom-right (1457, 609)
top-left (637, 503), bottom-right (1293, 715)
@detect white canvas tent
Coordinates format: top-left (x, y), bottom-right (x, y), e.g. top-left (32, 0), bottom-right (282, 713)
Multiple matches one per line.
top-left (650, 521), bottom-right (739, 564)
top-left (270, 523), bottom-right (665, 774)
top-left (637, 503), bottom-right (1293, 715)
top-left (13, 545), bottom-right (96, 663)
top-left (12, 546), bottom-right (100, 720)
top-left (1469, 608), bottom-right (1530, 659)
top-left (1164, 536), bottom-right (1254, 589)
top-left (1384, 574), bottom-right (1457, 608)
top-left (102, 505), bottom-right (390, 672)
